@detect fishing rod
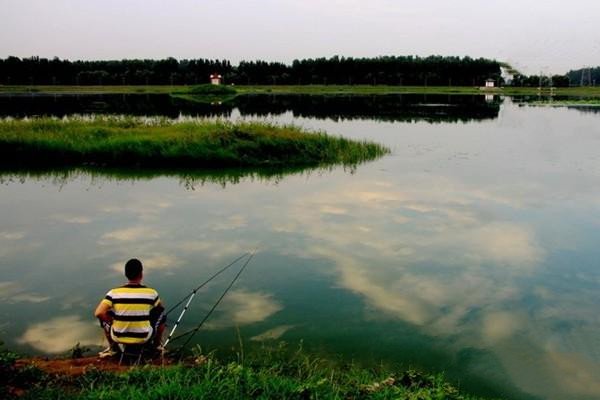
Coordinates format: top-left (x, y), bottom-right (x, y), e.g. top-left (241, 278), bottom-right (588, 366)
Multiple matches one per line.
top-left (162, 252), bottom-right (250, 348)
top-left (167, 251), bottom-right (256, 357)
top-left (165, 252), bottom-right (250, 316)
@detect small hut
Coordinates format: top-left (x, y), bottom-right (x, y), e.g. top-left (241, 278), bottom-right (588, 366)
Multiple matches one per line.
top-left (485, 79), bottom-right (495, 88)
top-left (210, 73), bottom-right (222, 85)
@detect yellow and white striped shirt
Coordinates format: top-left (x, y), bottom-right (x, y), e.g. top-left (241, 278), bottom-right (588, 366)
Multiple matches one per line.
top-left (101, 284), bottom-right (161, 344)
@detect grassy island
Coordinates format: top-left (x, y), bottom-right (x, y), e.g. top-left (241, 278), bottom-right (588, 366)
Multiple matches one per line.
top-left (0, 117), bottom-right (389, 168)
top-left (172, 84), bottom-right (239, 104)
top-left (3, 344), bottom-right (493, 400)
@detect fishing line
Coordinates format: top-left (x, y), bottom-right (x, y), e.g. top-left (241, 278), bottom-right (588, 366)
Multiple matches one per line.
top-left (165, 252), bottom-right (250, 316)
top-left (167, 251), bottom-right (256, 356)
top-left (162, 252), bottom-right (250, 348)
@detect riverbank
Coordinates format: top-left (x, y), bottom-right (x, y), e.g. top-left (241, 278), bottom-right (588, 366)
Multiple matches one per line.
top-left (1, 84), bottom-right (600, 97)
top-left (0, 117), bottom-right (389, 168)
top-left (4, 345), bottom-right (494, 399)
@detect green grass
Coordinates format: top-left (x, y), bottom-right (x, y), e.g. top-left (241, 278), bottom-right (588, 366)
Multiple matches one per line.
top-left (524, 98), bottom-right (600, 107)
top-left (0, 117), bottom-right (389, 168)
top-left (2, 84), bottom-right (600, 97)
top-left (184, 84), bottom-right (237, 96)
top-left (11, 343), bottom-right (495, 400)
top-left (171, 84), bottom-right (238, 104)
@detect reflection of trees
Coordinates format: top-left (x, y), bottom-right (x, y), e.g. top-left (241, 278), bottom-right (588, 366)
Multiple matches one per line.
top-left (513, 95), bottom-right (600, 114)
top-left (0, 165), bottom-right (342, 190)
top-left (234, 94), bottom-right (501, 123)
top-left (0, 94), bottom-right (232, 119)
top-left (0, 93), bottom-right (501, 123)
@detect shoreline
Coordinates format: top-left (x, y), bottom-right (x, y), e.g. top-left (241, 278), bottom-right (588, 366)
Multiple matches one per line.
top-left (1, 84), bottom-right (600, 97)
top-left (4, 346), bottom-right (497, 400)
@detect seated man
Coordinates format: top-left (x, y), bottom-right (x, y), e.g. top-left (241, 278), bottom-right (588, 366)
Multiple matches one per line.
top-left (94, 258), bottom-right (166, 358)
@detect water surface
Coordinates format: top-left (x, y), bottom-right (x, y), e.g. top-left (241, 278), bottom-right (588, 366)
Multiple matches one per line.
top-left (1, 95), bottom-right (600, 400)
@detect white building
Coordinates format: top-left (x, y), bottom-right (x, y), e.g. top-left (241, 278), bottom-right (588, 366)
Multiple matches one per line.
top-left (485, 79), bottom-right (495, 88)
top-left (210, 73), bottom-right (222, 85)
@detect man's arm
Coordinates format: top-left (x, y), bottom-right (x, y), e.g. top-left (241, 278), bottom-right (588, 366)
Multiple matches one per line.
top-left (94, 301), bottom-right (112, 323)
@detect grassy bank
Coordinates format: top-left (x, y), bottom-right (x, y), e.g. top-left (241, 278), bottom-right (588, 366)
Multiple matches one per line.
top-left (524, 98), bottom-right (600, 107)
top-left (2, 84), bottom-right (600, 97)
top-left (0, 117), bottom-right (389, 168)
top-left (5, 344), bottom-right (494, 400)
top-left (171, 84), bottom-right (239, 104)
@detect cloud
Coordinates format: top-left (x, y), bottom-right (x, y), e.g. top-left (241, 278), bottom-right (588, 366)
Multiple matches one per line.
top-left (100, 226), bottom-right (161, 243)
top-left (64, 217), bottom-right (92, 224)
top-left (205, 290), bottom-right (283, 330)
top-left (211, 215), bottom-right (248, 231)
top-left (18, 315), bottom-right (101, 354)
top-left (48, 214), bottom-right (92, 224)
top-left (0, 281), bottom-right (50, 303)
top-left (319, 205), bottom-right (348, 215)
top-left (251, 325), bottom-right (295, 341)
top-left (100, 199), bottom-right (172, 222)
top-left (177, 240), bottom-right (256, 260)
top-left (481, 311), bottom-right (525, 343)
top-left (0, 231), bottom-right (25, 240)
top-left (109, 254), bottom-right (182, 273)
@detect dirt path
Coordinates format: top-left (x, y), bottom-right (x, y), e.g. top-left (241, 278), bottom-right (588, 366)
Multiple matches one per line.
top-left (16, 355), bottom-right (171, 377)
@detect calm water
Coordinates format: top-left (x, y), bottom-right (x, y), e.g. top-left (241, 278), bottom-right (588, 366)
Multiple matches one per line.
top-left (1, 95), bottom-right (600, 400)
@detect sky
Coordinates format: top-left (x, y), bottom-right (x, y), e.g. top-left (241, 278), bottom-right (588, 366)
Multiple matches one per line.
top-left (1, 0), bottom-right (599, 74)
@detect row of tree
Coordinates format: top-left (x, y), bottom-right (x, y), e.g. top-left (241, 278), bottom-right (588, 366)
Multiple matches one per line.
top-left (0, 55), bottom-right (500, 86)
top-left (566, 67), bottom-right (600, 87)
top-left (510, 74), bottom-right (571, 87)
top-left (1, 55), bottom-right (594, 87)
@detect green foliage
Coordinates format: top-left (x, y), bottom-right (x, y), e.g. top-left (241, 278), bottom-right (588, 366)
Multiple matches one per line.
top-left (70, 342), bottom-right (91, 359)
top-left (566, 66), bottom-right (600, 87)
top-left (0, 117), bottom-right (390, 169)
top-left (14, 343), bottom-right (494, 400)
top-left (2, 84), bottom-right (600, 98)
top-left (1, 341), bottom-right (46, 399)
top-left (186, 84), bottom-right (236, 96)
top-left (0, 55), bottom-right (500, 86)
top-left (526, 98), bottom-right (600, 107)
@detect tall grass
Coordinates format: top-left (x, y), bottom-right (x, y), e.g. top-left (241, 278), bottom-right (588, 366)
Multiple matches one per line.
top-left (15, 343), bottom-right (494, 400)
top-left (0, 116), bottom-right (389, 168)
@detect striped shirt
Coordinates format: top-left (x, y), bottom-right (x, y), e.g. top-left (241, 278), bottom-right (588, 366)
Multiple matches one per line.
top-left (101, 284), bottom-right (161, 344)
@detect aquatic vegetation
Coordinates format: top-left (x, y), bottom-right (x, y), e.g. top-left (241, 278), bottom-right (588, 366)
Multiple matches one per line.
top-left (0, 116), bottom-right (389, 168)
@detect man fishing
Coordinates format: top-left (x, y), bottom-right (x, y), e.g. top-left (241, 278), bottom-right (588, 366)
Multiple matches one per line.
top-left (94, 258), bottom-right (166, 358)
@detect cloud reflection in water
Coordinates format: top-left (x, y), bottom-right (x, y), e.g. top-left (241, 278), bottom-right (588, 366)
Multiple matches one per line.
top-left (264, 173), bottom-right (599, 399)
top-left (17, 315), bottom-right (101, 354)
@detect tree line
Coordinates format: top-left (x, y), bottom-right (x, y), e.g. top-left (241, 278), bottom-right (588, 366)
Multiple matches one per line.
top-left (566, 67), bottom-right (600, 87)
top-left (1, 55), bottom-right (593, 87)
top-left (0, 55), bottom-right (501, 86)
top-left (510, 74), bottom-right (571, 87)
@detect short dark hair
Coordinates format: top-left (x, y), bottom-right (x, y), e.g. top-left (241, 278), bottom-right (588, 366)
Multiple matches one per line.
top-left (125, 258), bottom-right (143, 280)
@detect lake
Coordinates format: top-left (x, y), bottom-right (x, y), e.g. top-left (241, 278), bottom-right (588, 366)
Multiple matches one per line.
top-left (1, 94), bottom-right (600, 400)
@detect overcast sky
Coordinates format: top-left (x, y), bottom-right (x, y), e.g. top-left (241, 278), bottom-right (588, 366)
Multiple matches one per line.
top-left (1, 0), bottom-right (599, 74)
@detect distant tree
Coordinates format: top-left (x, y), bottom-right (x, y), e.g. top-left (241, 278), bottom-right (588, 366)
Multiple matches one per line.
top-left (551, 75), bottom-right (570, 87)
top-left (0, 55), bottom-right (502, 86)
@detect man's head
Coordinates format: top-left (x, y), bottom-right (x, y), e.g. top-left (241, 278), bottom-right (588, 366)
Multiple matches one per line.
top-left (125, 258), bottom-right (143, 281)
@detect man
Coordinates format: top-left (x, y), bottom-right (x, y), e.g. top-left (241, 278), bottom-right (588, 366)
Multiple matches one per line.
top-left (94, 258), bottom-right (166, 358)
